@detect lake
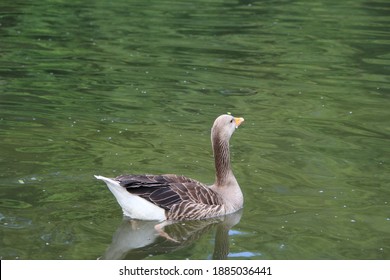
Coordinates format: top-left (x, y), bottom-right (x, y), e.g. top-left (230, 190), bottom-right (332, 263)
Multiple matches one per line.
top-left (0, 0), bottom-right (389, 259)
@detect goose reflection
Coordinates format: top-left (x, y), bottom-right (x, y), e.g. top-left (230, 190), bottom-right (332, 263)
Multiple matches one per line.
top-left (100, 210), bottom-right (242, 260)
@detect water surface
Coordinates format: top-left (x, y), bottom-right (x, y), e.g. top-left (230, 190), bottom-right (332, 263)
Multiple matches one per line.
top-left (0, 0), bottom-right (389, 259)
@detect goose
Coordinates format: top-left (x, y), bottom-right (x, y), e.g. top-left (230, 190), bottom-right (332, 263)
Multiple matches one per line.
top-left (95, 114), bottom-right (244, 221)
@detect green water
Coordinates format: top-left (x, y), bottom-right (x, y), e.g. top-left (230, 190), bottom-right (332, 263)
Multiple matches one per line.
top-left (0, 0), bottom-right (389, 260)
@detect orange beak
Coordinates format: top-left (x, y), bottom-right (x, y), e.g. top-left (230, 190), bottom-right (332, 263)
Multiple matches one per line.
top-left (234, 117), bottom-right (244, 128)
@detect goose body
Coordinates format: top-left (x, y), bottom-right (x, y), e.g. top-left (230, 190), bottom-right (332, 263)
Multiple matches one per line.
top-left (95, 114), bottom-right (244, 221)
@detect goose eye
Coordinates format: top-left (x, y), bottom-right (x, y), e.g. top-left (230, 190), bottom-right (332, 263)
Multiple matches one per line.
top-left (230, 119), bottom-right (234, 123)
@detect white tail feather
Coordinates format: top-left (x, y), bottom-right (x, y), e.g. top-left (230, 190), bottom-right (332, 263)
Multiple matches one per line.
top-left (94, 175), bottom-right (166, 221)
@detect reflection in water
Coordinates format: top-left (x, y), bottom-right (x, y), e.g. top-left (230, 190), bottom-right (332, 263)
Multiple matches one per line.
top-left (100, 210), bottom-right (242, 260)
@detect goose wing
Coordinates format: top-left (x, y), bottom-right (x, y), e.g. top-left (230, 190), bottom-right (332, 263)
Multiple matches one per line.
top-left (115, 174), bottom-right (223, 215)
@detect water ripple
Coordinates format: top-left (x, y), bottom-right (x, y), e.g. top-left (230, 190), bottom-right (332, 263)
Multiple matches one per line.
top-left (0, 213), bottom-right (32, 229)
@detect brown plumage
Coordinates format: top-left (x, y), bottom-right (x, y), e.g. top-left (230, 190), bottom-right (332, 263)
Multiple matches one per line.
top-left (95, 114), bottom-right (244, 221)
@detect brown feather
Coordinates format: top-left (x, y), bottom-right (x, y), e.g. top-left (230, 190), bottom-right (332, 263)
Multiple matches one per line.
top-left (115, 174), bottom-right (223, 218)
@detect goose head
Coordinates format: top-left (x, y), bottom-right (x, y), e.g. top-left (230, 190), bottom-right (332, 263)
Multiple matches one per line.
top-left (211, 114), bottom-right (244, 143)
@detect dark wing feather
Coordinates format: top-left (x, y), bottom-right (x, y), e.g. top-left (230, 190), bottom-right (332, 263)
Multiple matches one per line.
top-left (116, 174), bottom-right (171, 188)
top-left (148, 187), bottom-right (182, 207)
top-left (114, 174), bottom-right (223, 216)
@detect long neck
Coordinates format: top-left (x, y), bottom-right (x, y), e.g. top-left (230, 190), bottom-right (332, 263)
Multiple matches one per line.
top-left (213, 135), bottom-right (233, 186)
top-left (211, 130), bottom-right (244, 212)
